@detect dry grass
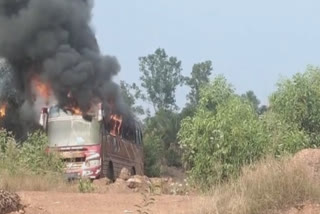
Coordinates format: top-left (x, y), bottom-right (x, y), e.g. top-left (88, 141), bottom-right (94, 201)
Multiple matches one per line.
top-left (199, 156), bottom-right (320, 214)
top-left (0, 171), bottom-right (75, 192)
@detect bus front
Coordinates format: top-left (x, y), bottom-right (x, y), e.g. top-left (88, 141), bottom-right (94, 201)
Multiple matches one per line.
top-left (47, 106), bottom-right (102, 180)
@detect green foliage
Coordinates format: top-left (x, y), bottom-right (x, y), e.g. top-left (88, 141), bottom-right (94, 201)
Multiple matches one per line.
top-left (270, 66), bottom-right (320, 145)
top-left (164, 148), bottom-right (182, 168)
top-left (198, 75), bottom-right (234, 113)
top-left (0, 131), bottom-right (20, 174)
top-left (179, 76), bottom-right (266, 187)
top-left (144, 110), bottom-right (181, 150)
top-left (178, 71), bottom-right (320, 189)
top-left (143, 109), bottom-right (183, 175)
top-left (261, 112), bottom-right (309, 156)
top-left (78, 178), bottom-right (94, 193)
top-left (0, 130), bottom-right (64, 176)
top-left (0, 130), bottom-right (15, 153)
top-left (258, 105), bottom-right (268, 115)
top-left (143, 134), bottom-right (163, 177)
top-left (139, 48), bottom-right (184, 111)
top-left (20, 131), bottom-right (64, 174)
top-left (179, 104), bottom-right (197, 119)
top-left (136, 49), bottom-right (320, 192)
top-left (185, 60), bottom-right (212, 105)
top-left (241, 90), bottom-right (261, 114)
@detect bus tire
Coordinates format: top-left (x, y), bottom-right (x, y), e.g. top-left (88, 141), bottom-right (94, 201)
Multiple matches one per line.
top-left (131, 167), bottom-right (136, 176)
top-left (108, 161), bottom-right (115, 181)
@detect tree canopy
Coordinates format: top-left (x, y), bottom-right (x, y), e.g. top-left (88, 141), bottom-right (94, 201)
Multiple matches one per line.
top-left (139, 48), bottom-right (184, 111)
top-left (270, 66), bottom-right (320, 145)
top-left (185, 60), bottom-right (212, 105)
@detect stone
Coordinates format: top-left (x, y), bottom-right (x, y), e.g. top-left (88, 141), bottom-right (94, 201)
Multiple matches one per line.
top-left (119, 168), bottom-right (131, 181)
top-left (127, 177), bottom-right (143, 189)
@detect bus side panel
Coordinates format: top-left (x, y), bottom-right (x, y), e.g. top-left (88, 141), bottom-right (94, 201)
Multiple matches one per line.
top-left (101, 134), bottom-right (144, 179)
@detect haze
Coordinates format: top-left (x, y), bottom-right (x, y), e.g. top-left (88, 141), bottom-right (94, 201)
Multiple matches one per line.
top-left (92, 0), bottom-right (320, 106)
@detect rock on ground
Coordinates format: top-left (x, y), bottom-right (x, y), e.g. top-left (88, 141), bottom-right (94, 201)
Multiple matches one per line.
top-left (119, 168), bottom-right (131, 181)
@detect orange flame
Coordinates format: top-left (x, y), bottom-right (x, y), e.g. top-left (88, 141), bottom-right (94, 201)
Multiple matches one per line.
top-left (110, 114), bottom-right (122, 136)
top-left (0, 104), bottom-right (6, 118)
top-left (71, 107), bottom-right (82, 115)
top-left (32, 76), bottom-right (51, 100)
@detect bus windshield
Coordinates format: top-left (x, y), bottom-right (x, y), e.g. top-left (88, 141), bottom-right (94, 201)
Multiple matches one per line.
top-left (48, 119), bottom-right (100, 147)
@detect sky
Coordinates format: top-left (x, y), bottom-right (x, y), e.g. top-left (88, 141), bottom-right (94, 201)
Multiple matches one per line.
top-left (92, 0), bottom-right (320, 107)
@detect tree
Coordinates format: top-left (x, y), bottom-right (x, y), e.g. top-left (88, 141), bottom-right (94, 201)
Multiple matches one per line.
top-left (120, 81), bottom-right (145, 116)
top-left (258, 105), bottom-right (268, 115)
top-left (270, 66), bottom-right (320, 145)
top-left (185, 60), bottom-right (212, 105)
top-left (139, 48), bottom-right (184, 111)
top-left (143, 109), bottom-right (182, 167)
top-left (241, 90), bottom-right (260, 113)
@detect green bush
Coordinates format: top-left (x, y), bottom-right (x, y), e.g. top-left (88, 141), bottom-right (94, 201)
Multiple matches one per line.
top-left (19, 131), bottom-right (64, 174)
top-left (165, 148), bottom-right (182, 167)
top-left (0, 130), bottom-right (63, 175)
top-left (270, 66), bottom-right (320, 146)
top-left (261, 112), bottom-right (310, 156)
top-left (78, 178), bottom-right (94, 193)
top-left (179, 76), bottom-right (267, 188)
top-left (143, 134), bottom-right (163, 177)
top-left (0, 130), bottom-right (66, 191)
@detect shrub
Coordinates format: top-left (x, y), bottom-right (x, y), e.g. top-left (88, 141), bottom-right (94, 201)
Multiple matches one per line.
top-left (19, 131), bottom-right (64, 174)
top-left (270, 66), bottom-right (320, 146)
top-left (78, 178), bottom-right (94, 193)
top-left (143, 134), bottom-right (163, 177)
top-left (261, 112), bottom-right (310, 156)
top-left (199, 156), bottom-right (320, 214)
top-left (0, 130), bottom-right (66, 191)
top-left (179, 76), bottom-right (266, 188)
top-left (165, 148), bottom-right (182, 167)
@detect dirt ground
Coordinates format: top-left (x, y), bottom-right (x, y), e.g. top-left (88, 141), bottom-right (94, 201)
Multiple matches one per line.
top-left (17, 191), bottom-right (201, 214)
top-left (277, 203), bottom-right (320, 214)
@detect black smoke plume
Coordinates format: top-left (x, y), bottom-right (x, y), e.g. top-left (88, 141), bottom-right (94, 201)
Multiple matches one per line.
top-left (0, 0), bottom-right (126, 140)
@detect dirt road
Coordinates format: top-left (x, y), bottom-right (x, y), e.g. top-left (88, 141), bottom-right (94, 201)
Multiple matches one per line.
top-left (18, 191), bottom-right (200, 214)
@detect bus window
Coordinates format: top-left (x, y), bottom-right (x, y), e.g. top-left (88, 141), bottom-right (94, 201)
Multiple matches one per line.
top-left (135, 128), bottom-right (142, 145)
top-left (135, 129), bottom-right (139, 144)
top-left (123, 124), bottom-right (135, 142)
top-left (109, 114), bottom-right (122, 136)
top-left (139, 130), bottom-right (143, 145)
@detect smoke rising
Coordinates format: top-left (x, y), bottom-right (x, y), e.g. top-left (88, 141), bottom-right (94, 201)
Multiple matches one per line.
top-left (0, 0), bottom-right (126, 139)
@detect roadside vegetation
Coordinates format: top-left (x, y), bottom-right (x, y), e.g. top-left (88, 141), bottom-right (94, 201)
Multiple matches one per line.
top-left (120, 48), bottom-right (320, 212)
top-left (199, 156), bottom-right (320, 214)
top-left (0, 130), bottom-right (67, 192)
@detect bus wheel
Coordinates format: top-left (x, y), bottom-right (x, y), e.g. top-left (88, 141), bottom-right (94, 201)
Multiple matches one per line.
top-left (108, 161), bottom-right (115, 181)
top-left (131, 167), bottom-right (136, 176)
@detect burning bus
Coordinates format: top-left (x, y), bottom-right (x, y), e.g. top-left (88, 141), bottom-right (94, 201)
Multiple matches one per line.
top-left (0, 58), bottom-right (144, 181)
top-left (39, 104), bottom-right (144, 180)
top-left (0, 0), bottom-right (143, 180)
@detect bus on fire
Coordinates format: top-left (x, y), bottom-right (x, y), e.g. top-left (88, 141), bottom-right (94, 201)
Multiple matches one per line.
top-left (39, 103), bottom-right (144, 180)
